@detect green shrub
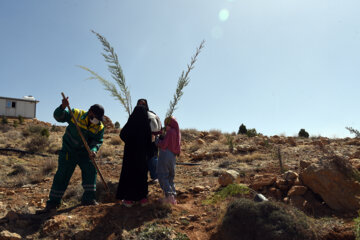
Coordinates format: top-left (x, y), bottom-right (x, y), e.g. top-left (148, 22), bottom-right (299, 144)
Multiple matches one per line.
top-left (13, 120), bottom-right (18, 128)
top-left (226, 135), bottom-right (234, 152)
top-left (18, 115), bottom-right (24, 124)
top-left (133, 223), bottom-right (189, 240)
top-left (355, 211), bottom-right (360, 240)
top-left (203, 184), bottom-right (250, 205)
top-left (114, 121), bottom-right (120, 129)
top-left (238, 123), bottom-right (247, 134)
top-left (298, 129), bottom-right (309, 138)
top-left (41, 128), bottom-right (50, 138)
top-left (1, 116), bottom-right (8, 124)
top-left (216, 198), bottom-right (316, 240)
top-left (51, 124), bottom-right (62, 132)
top-left (23, 125), bottom-right (50, 137)
top-left (246, 128), bottom-right (257, 137)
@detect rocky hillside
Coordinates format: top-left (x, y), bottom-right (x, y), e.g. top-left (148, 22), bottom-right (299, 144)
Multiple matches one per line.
top-left (0, 118), bottom-right (359, 239)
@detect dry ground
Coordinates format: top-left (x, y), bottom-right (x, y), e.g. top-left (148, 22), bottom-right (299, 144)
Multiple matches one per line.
top-left (0, 118), bottom-right (358, 239)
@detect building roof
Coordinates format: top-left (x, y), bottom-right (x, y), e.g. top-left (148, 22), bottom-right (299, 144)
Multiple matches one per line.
top-left (0, 96), bottom-right (39, 103)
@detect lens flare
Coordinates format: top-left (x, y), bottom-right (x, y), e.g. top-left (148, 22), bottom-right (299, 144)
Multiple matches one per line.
top-left (219, 9), bottom-right (229, 22)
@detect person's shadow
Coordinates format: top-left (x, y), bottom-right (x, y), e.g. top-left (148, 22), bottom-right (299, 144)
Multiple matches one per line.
top-left (86, 202), bottom-right (171, 239)
top-left (0, 202), bottom-right (171, 239)
top-left (0, 205), bottom-right (79, 238)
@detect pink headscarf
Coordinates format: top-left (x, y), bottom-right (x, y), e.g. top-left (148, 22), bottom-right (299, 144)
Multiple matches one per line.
top-left (158, 117), bottom-right (181, 155)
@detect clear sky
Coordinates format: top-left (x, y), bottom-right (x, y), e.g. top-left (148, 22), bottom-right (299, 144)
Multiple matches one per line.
top-left (1, 0), bottom-right (360, 138)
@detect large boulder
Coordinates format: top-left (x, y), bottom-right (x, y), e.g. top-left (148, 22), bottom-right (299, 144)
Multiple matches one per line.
top-left (300, 155), bottom-right (360, 211)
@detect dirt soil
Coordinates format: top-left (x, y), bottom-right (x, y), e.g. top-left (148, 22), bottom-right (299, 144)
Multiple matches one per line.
top-left (0, 119), bottom-right (358, 239)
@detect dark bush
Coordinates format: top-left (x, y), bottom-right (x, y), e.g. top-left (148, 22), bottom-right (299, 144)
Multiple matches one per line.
top-left (18, 115), bottom-right (24, 124)
top-left (298, 129), bottom-right (309, 138)
top-left (1, 116), bottom-right (8, 124)
top-left (25, 136), bottom-right (49, 152)
top-left (238, 124), bottom-right (247, 135)
top-left (114, 121), bottom-right (120, 129)
top-left (216, 198), bottom-right (316, 240)
top-left (246, 128), bottom-right (257, 137)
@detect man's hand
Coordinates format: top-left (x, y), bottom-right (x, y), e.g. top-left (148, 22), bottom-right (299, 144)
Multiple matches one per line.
top-left (61, 97), bottom-right (69, 110)
top-left (89, 151), bottom-right (97, 161)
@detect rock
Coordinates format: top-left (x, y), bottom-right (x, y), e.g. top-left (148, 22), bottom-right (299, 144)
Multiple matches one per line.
top-left (197, 139), bottom-right (205, 145)
top-left (283, 170), bottom-right (298, 183)
top-left (236, 144), bottom-right (257, 153)
top-left (287, 186), bottom-right (307, 197)
top-left (42, 215), bottom-right (68, 235)
top-left (193, 186), bottom-right (205, 193)
top-left (202, 169), bottom-right (211, 176)
top-left (300, 155), bottom-right (360, 211)
top-left (0, 230), bottom-right (22, 240)
top-left (187, 215), bottom-right (200, 221)
top-left (293, 177), bottom-right (303, 186)
top-left (289, 195), bottom-right (306, 210)
top-left (218, 170), bottom-right (240, 186)
top-left (300, 160), bottom-right (312, 170)
top-left (276, 179), bottom-right (290, 191)
top-left (250, 174), bottom-right (277, 191)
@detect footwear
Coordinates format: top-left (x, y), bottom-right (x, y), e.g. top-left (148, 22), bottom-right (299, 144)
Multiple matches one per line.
top-left (167, 195), bottom-right (177, 205)
top-left (36, 202), bottom-right (59, 214)
top-left (123, 200), bottom-right (134, 207)
top-left (81, 200), bottom-right (99, 206)
top-left (140, 198), bottom-right (149, 206)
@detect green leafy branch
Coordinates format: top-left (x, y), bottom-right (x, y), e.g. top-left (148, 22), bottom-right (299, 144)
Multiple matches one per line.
top-left (166, 40), bottom-right (205, 118)
top-left (78, 30), bottom-right (132, 116)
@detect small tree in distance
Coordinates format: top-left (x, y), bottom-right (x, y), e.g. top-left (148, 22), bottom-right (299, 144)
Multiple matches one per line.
top-left (238, 124), bottom-right (247, 135)
top-left (298, 129), bottom-right (309, 138)
top-left (114, 121), bottom-right (120, 129)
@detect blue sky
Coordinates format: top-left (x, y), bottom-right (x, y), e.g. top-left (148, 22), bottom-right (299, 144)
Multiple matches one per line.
top-left (1, 0), bottom-right (360, 137)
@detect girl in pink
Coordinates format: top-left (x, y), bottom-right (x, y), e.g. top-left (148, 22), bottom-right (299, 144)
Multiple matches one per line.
top-left (156, 116), bottom-right (181, 204)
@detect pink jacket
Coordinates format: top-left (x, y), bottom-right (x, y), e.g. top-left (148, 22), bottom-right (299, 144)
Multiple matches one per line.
top-left (157, 117), bottom-right (181, 155)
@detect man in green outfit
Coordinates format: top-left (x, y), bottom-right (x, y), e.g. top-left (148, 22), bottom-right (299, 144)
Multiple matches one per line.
top-left (41, 97), bottom-right (105, 212)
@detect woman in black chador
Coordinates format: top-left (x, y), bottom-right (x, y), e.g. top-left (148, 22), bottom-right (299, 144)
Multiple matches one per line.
top-left (116, 105), bottom-right (152, 207)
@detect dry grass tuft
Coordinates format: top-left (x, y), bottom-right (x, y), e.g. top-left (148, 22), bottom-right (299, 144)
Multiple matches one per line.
top-left (42, 158), bottom-right (57, 175)
top-left (99, 146), bottom-right (114, 158)
top-left (237, 153), bottom-right (266, 163)
top-left (109, 136), bottom-right (122, 145)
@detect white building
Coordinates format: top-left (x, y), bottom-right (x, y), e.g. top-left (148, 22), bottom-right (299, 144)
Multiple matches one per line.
top-left (0, 96), bottom-right (39, 118)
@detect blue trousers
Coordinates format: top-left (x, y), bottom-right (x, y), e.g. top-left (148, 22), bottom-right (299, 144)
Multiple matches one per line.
top-left (157, 149), bottom-right (176, 197)
top-left (147, 155), bottom-right (158, 180)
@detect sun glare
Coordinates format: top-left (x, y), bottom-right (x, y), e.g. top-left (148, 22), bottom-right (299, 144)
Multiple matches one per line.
top-left (219, 9), bottom-right (230, 22)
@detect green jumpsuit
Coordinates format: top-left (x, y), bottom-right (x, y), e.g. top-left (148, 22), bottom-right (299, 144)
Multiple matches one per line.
top-left (47, 105), bottom-right (104, 205)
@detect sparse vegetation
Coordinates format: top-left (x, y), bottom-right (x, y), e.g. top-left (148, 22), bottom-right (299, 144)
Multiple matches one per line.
top-left (203, 184), bottom-right (250, 205)
top-left (25, 135), bottom-right (49, 153)
top-left (226, 135), bottom-right (234, 152)
top-left (246, 128), bottom-right (258, 137)
top-left (133, 223), bottom-right (189, 240)
top-left (298, 128), bottom-right (309, 138)
top-left (110, 136), bottom-right (122, 145)
top-left (2, 115), bottom-right (8, 124)
top-left (18, 115), bottom-right (24, 124)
